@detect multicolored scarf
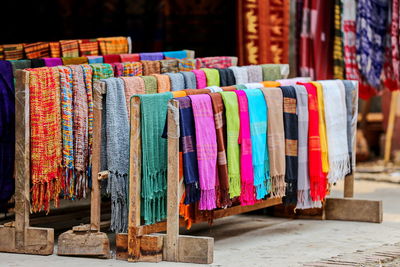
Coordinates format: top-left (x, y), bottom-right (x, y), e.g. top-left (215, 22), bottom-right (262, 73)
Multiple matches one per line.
top-left (244, 89), bottom-right (269, 200)
top-left (280, 86), bottom-right (299, 205)
top-left (122, 62), bottom-right (142, 77)
top-left (24, 42), bottom-right (50, 59)
top-left (60, 40), bottom-right (80, 57)
top-left (81, 65), bottom-right (94, 174)
top-left (201, 68), bottom-right (220, 87)
top-left (29, 68), bottom-right (62, 212)
top-left (3, 44), bottom-right (23, 60)
top-left (151, 74), bottom-right (171, 93)
top-left (160, 59), bottom-right (179, 73)
top-left (189, 94), bottom-right (218, 210)
top-left (141, 76), bottom-right (158, 94)
top-left (192, 69), bottom-right (207, 89)
top-left (97, 37), bottom-right (129, 55)
top-left (196, 57), bottom-right (234, 68)
top-left (246, 65), bottom-right (263, 83)
top-left (208, 93), bottom-right (231, 207)
top-left (90, 63), bottom-right (114, 80)
top-left (333, 0), bottom-right (345, 79)
top-left (178, 59), bottom-right (196, 71)
top-left (142, 60), bottom-right (161, 75)
top-left (49, 42), bottom-right (61, 58)
top-left (112, 63), bottom-right (124, 77)
top-left (120, 77), bottom-right (145, 117)
top-left (220, 92), bottom-right (241, 198)
top-left (177, 97), bottom-right (200, 204)
top-left (261, 88), bottom-right (286, 198)
top-left (181, 71), bottom-right (197, 89)
top-left (78, 39), bottom-right (99, 56)
top-left (235, 90), bottom-right (256, 206)
top-left (217, 68), bottom-right (236, 87)
top-left (342, 0), bottom-right (359, 81)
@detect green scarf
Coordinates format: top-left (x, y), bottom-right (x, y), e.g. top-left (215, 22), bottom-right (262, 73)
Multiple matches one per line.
top-left (220, 91), bottom-right (241, 198)
top-left (136, 92), bottom-right (173, 225)
top-left (261, 64), bottom-right (281, 81)
top-left (201, 68), bottom-right (220, 87)
top-left (141, 76), bottom-right (158, 94)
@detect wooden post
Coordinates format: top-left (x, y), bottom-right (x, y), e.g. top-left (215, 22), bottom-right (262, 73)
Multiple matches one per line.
top-left (384, 91), bottom-right (399, 163)
top-left (343, 174), bottom-right (354, 198)
top-left (166, 99), bottom-right (180, 262)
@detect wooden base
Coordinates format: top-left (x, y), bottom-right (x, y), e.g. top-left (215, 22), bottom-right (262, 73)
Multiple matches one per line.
top-left (325, 198), bottom-right (383, 223)
top-left (0, 225), bottom-right (54, 255)
top-left (57, 224), bottom-right (110, 258)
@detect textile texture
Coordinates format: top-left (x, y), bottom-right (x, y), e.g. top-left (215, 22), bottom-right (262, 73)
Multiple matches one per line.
top-left (142, 60), bottom-right (161, 75)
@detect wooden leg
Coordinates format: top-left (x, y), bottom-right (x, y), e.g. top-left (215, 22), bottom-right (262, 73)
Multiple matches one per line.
top-left (344, 174), bottom-right (354, 198)
top-left (384, 91), bottom-right (399, 163)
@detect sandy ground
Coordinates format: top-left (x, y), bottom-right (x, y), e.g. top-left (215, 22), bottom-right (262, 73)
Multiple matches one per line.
top-left (0, 179), bottom-right (399, 267)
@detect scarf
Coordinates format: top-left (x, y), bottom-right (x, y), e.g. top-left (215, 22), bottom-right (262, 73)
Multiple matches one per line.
top-left (208, 93), bottom-right (231, 207)
top-left (280, 86), bottom-right (299, 205)
top-left (244, 89), bottom-right (269, 200)
top-left (44, 58), bottom-right (63, 67)
top-left (342, 0), bottom-right (360, 81)
top-left (222, 86), bottom-right (237, 91)
top-left (97, 37), bottom-right (129, 55)
top-left (277, 77), bottom-right (311, 86)
top-left (103, 54), bottom-right (121, 63)
top-left (29, 68), bottom-right (62, 212)
top-left (87, 56), bottom-right (103, 64)
top-left (181, 71), bottom-right (197, 89)
top-left (166, 73), bottom-right (185, 91)
top-left (160, 59), bottom-right (179, 73)
top-left (201, 68), bottom-right (220, 87)
top-left (184, 89), bottom-right (211, 95)
top-left (164, 51), bottom-right (188, 59)
top-left (189, 95), bottom-right (218, 210)
top-left (333, 0), bottom-right (345, 79)
top-left (178, 59), bottom-right (196, 71)
top-left (207, 86), bottom-right (223, 93)
top-left (112, 63), bottom-right (124, 77)
top-left (217, 68), bottom-right (236, 86)
top-left (60, 40), bottom-right (80, 57)
top-left (120, 53), bottom-right (140, 62)
top-left (78, 39), bottom-right (99, 56)
top-left (31, 59), bottom-right (45, 68)
top-left (141, 76), bottom-right (158, 94)
top-left (10, 60), bottom-right (31, 75)
top-left (0, 61), bottom-right (15, 206)
top-left (137, 92), bottom-right (173, 225)
top-left (196, 57), bottom-right (234, 68)
top-left (123, 62), bottom-right (143, 77)
top-left (192, 69), bottom-right (207, 89)
top-left (90, 63), bottom-right (114, 80)
top-left (356, 0), bottom-right (389, 89)
top-left (172, 91), bottom-right (187, 98)
top-left (343, 80), bottom-right (358, 172)
top-left (23, 42), bottom-right (49, 59)
top-left (62, 57), bottom-right (88, 65)
top-left (246, 65), bottom-right (263, 83)
top-left (299, 82), bottom-right (326, 201)
top-left (3, 44), bottom-right (23, 60)
top-left (151, 74), bottom-right (171, 93)
top-left (229, 66), bottom-right (249, 84)
top-left (120, 77), bottom-right (145, 118)
top-left (311, 82), bottom-right (330, 175)
top-left (390, 0), bottom-right (400, 86)
top-left (220, 92), bottom-right (241, 198)
top-left (142, 60), bottom-right (161, 75)
top-left (49, 42), bottom-right (61, 58)
top-left (235, 91), bottom-right (256, 206)
top-left (293, 84), bottom-right (322, 209)
top-left (261, 81), bottom-right (281, 88)
top-left (177, 97), bottom-right (200, 204)
top-left (320, 80), bottom-right (351, 183)
top-left (261, 88), bottom-right (286, 198)
top-left (103, 78), bottom-right (130, 233)
top-left (244, 83), bottom-right (264, 89)
top-left (140, 52), bottom-right (164, 61)
top-left (261, 64), bottom-right (282, 81)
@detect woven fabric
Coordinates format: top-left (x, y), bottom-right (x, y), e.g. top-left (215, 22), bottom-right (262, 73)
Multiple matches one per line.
top-left (29, 68), bottom-right (62, 212)
top-left (90, 63), bottom-right (114, 80)
top-left (343, 80), bottom-right (358, 172)
top-left (192, 69), bottom-right (207, 89)
top-left (78, 39), bottom-right (99, 56)
top-left (172, 91), bottom-right (187, 98)
top-left (151, 74), bottom-right (171, 93)
top-left (201, 68), bottom-right (220, 87)
top-left (3, 44), bottom-right (24, 60)
top-left (189, 94), bottom-right (218, 210)
top-left (163, 51), bottom-right (188, 59)
top-left (220, 91), bottom-right (241, 198)
top-left (181, 71), bottom-right (197, 89)
top-left (140, 52), bottom-right (164, 61)
top-left (261, 64), bottom-right (282, 81)
top-left (60, 40), bottom-right (79, 57)
top-left (62, 57), bottom-right (88, 65)
top-left (277, 77), bottom-right (311, 86)
top-left (229, 66), bottom-right (249, 84)
top-left (244, 83), bottom-right (263, 89)
top-left (10, 60), bottom-right (31, 75)
top-left (142, 60), bottom-right (161, 75)
top-left (86, 56), bottom-right (103, 64)
top-left (24, 42), bottom-right (50, 59)
top-left (103, 54), bottom-right (121, 63)
top-left (49, 42), bottom-right (61, 58)
top-left (342, 0), bottom-right (360, 81)
top-left (246, 65), bottom-right (263, 83)
top-left (160, 59), bottom-right (179, 73)
top-left (81, 65), bottom-right (94, 178)
top-left (196, 57), bottom-right (233, 68)
top-left (120, 53), bottom-right (140, 62)
top-left (122, 62), bottom-right (142, 77)
top-left (261, 81), bottom-right (281, 87)
top-left (178, 59), bottom-right (196, 71)
top-left (217, 68), bottom-right (236, 86)
top-left (44, 58), bottom-right (63, 67)
top-left (120, 77), bottom-right (145, 118)
top-left (261, 88), bottom-right (286, 198)
top-left (184, 89), bottom-right (211, 95)
top-left (166, 73), bottom-right (185, 91)
top-left (97, 37), bottom-right (129, 55)
top-left (112, 63), bottom-right (124, 77)
top-left (141, 76), bottom-right (158, 94)
top-left (333, 0), bottom-right (345, 79)
top-left (244, 89), bottom-right (269, 200)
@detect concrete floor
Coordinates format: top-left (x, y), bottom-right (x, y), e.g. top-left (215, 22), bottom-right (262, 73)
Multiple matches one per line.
top-left (1, 179), bottom-right (399, 267)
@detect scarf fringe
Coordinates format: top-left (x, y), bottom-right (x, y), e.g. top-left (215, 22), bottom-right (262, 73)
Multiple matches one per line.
top-left (184, 182), bottom-right (200, 205)
top-left (199, 189), bottom-right (217, 210)
top-left (284, 182), bottom-right (297, 205)
top-left (228, 174), bottom-right (241, 198)
top-left (142, 169), bottom-right (167, 225)
top-left (296, 189), bottom-right (322, 210)
top-left (218, 187), bottom-right (232, 208)
top-left (240, 182), bottom-right (256, 206)
top-left (328, 154), bottom-right (351, 183)
top-left (107, 171), bottom-right (128, 233)
top-left (74, 170), bottom-right (88, 199)
top-left (254, 165), bottom-right (268, 199)
top-left (310, 178), bottom-right (327, 202)
top-left (31, 174), bottom-right (62, 214)
top-left (270, 174), bottom-right (286, 198)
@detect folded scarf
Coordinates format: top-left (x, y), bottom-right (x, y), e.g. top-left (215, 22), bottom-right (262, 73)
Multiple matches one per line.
top-left (112, 63), bottom-right (124, 77)
top-left (261, 64), bottom-right (282, 81)
top-left (120, 53), bottom-right (140, 62)
top-left (181, 71), bottom-right (197, 89)
top-left (192, 69), bottom-right (207, 89)
top-left (102, 78), bottom-right (129, 233)
top-left (142, 60), bottom-right (161, 75)
top-left (123, 62), bottom-right (143, 77)
top-left (49, 42), bottom-right (61, 58)
top-left (277, 77), bottom-right (311, 86)
top-left (298, 82), bottom-right (326, 201)
top-left (141, 76), bottom-right (158, 94)
top-left (246, 65), bottom-right (263, 82)
top-left (166, 73), bottom-right (185, 91)
top-left (189, 95), bottom-right (218, 210)
top-left (201, 68), bottom-right (220, 87)
top-left (0, 61), bottom-right (15, 206)
top-left (78, 39), bottom-right (99, 56)
top-left (10, 60), bottom-right (31, 75)
top-left (104, 54), bottom-right (121, 63)
top-left (244, 83), bottom-right (264, 89)
top-left (221, 86), bottom-right (237, 91)
top-left (172, 91), bottom-right (187, 98)
top-left (293, 84), bottom-right (322, 209)
top-left (62, 57), bottom-right (88, 65)
top-left (44, 58), bottom-right (63, 67)
top-left (280, 86), bottom-right (299, 205)
top-left (151, 74), bottom-right (171, 93)
top-left (31, 59), bottom-right (45, 68)
top-left (87, 56), bottom-right (103, 64)
top-left (29, 68), bottom-right (62, 212)
top-left (217, 68), bottom-right (236, 86)
top-left (60, 40), bottom-right (79, 57)
top-left (261, 81), bottom-right (281, 87)
top-left (184, 89), bottom-right (211, 95)
top-left (90, 63), bottom-right (114, 80)
top-left (177, 97), bottom-right (200, 204)
top-left (261, 88), bottom-right (286, 198)
top-left (333, 0), bottom-right (345, 79)
top-left (120, 77), bottom-right (145, 117)
top-left (229, 66), bottom-right (249, 84)
top-left (137, 92), bottom-right (173, 225)
top-left (197, 57), bottom-right (233, 68)
top-left (220, 92), bottom-right (241, 198)
top-left (160, 59), bottom-right (179, 73)
top-left (178, 59), bottom-right (196, 71)
top-left (3, 44), bottom-right (24, 60)
top-left (208, 93), bottom-right (231, 207)
top-left (97, 37), bottom-right (129, 55)
top-left (140, 52), bottom-right (164, 61)
top-left (235, 90), bottom-right (256, 206)
top-left (244, 89), bottom-right (269, 200)
top-left (343, 80), bottom-right (358, 172)
top-left (311, 82), bottom-right (330, 175)
top-left (23, 42), bottom-right (50, 59)
top-left (163, 50), bottom-right (188, 59)
top-left (320, 80), bottom-right (351, 183)
top-left (207, 86), bottom-right (223, 92)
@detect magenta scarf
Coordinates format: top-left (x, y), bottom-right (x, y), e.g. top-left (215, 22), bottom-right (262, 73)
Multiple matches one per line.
top-left (235, 90), bottom-right (256, 206)
top-left (191, 69), bottom-right (207, 89)
top-left (189, 94), bottom-right (217, 210)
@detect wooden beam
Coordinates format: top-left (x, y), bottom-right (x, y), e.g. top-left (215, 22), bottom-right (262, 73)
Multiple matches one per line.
top-left (325, 198), bottom-right (383, 223)
top-left (384, 91), bottom-right (399, 163)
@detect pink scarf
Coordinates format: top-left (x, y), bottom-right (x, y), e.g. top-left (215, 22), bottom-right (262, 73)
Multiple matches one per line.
top-left (191, 69), bottom-right (207, 89)
top-left (189, 94), bottom-right (217, 210)
top-left (235, 90), bottom-right (256, 206)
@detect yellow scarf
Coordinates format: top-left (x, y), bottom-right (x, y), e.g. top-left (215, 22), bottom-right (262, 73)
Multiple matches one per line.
top-left (311, 82), bottom-right (330, 174)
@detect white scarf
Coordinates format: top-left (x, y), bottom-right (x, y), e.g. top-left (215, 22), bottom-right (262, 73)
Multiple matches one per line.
top-left (229, 66), bottom-right (249, 84)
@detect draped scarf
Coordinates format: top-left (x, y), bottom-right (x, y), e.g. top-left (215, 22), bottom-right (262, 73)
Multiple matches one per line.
top-left (333, 0), bottom-right (345, 79)
top-left (235, 90), bottom-right (256, 206)
top-left (261, 64), bottom-right (282, 81)
top-left (244, 89), bottom-right (269, 200)
top-left (166, 73), bottom-right (185, 91)
top-left (123, 62), bottom-right (143, 77)
top-left (90, 63), bottom-right (114, 80)
top-left (181, 71), bottom-right (197, 89)
top-left (217, 68), bottom-right (236, 86)
top-left (192, 69), bottom-right (207, 89)
top-left (229, 66), bottom-right (249, 84)
top-left (343, 80), bottom-right (358, 172)
top-left (178, 59), bottom-right (196, 71)
top-left (342, 0), bottom-right (360, 81)
top-left (246, 65), bottom-right (263, 83)
top-left (142, 60), bottom-right (161, 75)
top-left (280, 86), bottom-right (299, 205)
top-left (151, 74), bottom-right (171, 93)
top-left (260, 88), bottom-right (286, 198)
top-left (189, 94), bottom-right (218, 210)
top-left (112, 63), bottom-right (124, 77)
top-left (220, 92), bottom-right (241, 198)
top-left (160, 59), bottom-right (179, 73)
top-left (120, 77), bottom-right (145, 118)
top-left (87, 56), bottom-right (103, 64)
top-left (201, 68), bottom-right (220, 87)
top-left (103, 55), bottom-right (121, 63)
top-left (120, 53), bottom-right (140, 62)
top-left (141, 76), bottom-right (158, 94)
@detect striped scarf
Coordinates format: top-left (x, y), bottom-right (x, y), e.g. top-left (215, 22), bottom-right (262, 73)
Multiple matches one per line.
top-left (333, 0), bottom-right (345, 79)
top-left (123, 62), bottom-right (143, 77)
top-left (90, 63), bottom-right (114, 80)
